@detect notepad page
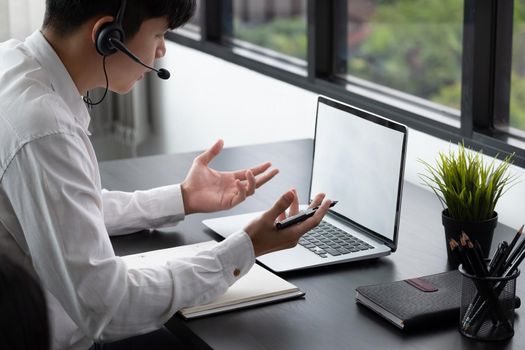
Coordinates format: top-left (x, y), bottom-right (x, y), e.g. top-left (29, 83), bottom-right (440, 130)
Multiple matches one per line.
top-left (121, 241), bottom-right (301, 316)
top-left (183, 263), bottom-right (299, 314)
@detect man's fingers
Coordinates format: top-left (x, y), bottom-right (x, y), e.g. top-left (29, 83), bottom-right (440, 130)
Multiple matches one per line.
top-left (289, 189), bottom-right (299, 216)
top-left (264, 190), bottom-right (295, 221)
top-left (245, 170), bottom-right (256, 196)
top-left (249, 162), bottom-right (272, 176)
top-left (230, 180), bottom-right (247, 207)
top-left (196, 139), bottom-right (224, 165)
top-left (254, 168), bottom-right (279, 188)
top-left (308, 192), bottom-right (326, 209)
top-left (275, 189), bottom-right (298, 223)
top-left (296, 199), bottom-right (331, 232)
top-left (233, 162), bottom-right (272, 179)
top-left (232, 162), bottom-right (278, 189)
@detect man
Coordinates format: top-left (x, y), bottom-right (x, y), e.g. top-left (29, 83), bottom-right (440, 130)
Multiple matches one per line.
top-left (0, 1), bottom-right (331, 349)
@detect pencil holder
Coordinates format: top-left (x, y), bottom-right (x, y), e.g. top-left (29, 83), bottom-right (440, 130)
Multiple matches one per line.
top-left (458, 265), bottom-right (519, 341)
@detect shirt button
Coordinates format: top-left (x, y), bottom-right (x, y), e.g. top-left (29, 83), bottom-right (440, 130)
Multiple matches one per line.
top-left (233, 268), bottom-right (241, 277)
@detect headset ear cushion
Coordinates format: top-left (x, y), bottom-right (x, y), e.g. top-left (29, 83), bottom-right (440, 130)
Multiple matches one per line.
top-left (95, 22), bottom-right (124, 56)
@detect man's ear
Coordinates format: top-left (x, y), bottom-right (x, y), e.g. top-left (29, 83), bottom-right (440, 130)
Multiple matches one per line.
top-left (90, 16), bottom-right (115, 44)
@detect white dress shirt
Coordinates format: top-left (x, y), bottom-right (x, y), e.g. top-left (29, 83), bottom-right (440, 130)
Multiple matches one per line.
top-left (0, 31), bottom-right (255, 350)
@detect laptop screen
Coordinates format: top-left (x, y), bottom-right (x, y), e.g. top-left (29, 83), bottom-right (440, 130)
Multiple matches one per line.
top-left (310, 97), bottom-right (407, 248)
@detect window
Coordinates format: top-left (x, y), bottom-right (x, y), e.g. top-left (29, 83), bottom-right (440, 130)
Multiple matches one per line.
top-left (173, 0), bottom-right (202, 40)
top-left (168, 0), bottom-right (525, 166)
top-left (230, 0), bottom-right (307, 67)
top-left (511, 0), bottom-right (525, 133)
top-left (340, 0), bottom-right (463, 121)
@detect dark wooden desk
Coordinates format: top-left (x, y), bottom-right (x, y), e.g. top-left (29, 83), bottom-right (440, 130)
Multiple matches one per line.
top-left (101, 139), bottom-right (524, 350)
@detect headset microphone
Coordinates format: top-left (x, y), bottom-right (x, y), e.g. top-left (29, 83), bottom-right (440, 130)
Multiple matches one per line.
top-left (109, 37), bottom-right (171, 80)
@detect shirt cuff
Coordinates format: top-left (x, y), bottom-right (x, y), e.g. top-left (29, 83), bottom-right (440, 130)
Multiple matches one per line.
top-left (214, 231), bottom-right (255, 285)
top-left (145, 184), bottom-right (185, 223)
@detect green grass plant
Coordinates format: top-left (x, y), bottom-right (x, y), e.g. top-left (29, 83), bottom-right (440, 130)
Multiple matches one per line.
top-left (419, 143), bottom-right (516, 221)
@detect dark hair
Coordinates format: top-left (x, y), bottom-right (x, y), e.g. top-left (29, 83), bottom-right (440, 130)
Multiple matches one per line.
top-left (43, 0), bottom-right (196, 39)
top-left (0, 254), bottom-right (50, 350)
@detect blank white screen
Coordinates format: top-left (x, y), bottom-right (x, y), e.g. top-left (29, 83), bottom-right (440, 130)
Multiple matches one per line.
top-left (310, 102), bottom-right (405, 241)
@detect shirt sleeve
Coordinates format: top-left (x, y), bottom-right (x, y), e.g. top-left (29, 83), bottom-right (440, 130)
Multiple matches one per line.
top-left (101, 185), bottom-right (185, 236)
top-left (3, 132), bottom-right (255, 342)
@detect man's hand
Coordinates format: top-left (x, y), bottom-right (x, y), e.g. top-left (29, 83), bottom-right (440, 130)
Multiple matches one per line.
top-left (181, 139), bottom-right (279, 214)
top-left (244, 190), bottom-right (331, 257)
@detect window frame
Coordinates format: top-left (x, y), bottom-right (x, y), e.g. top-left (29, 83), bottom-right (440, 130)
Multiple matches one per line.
top-left (168, 0), bottom-right (525, 167)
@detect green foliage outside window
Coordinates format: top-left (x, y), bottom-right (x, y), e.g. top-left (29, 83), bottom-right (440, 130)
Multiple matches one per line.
top-left (347, 0), bottom-right (463, 110)
top-left (512, 1), bottom-right (525, 130)
top-left (234, 16), bottom-right (307, 60)
top-left (234, 0), bottom-right (525, 131)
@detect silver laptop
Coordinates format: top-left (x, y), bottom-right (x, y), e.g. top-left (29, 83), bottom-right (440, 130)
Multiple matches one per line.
top-left (204, 96), bottom-right (408, 272)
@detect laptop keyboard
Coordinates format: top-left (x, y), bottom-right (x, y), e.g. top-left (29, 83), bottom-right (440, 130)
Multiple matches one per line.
top-left (298, 221), bottom-right (374, 258)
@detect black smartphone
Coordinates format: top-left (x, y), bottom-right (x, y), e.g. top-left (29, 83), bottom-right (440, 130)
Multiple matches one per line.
top-left (275, 201), bottom-right (337, 230)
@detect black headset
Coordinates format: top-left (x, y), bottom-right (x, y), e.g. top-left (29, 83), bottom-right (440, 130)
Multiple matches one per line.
top-left (84, 0), bottom-right (170, 106)
top-left (95, 0), bottom-right (170, 79)
top-left (95, 0), bottom-right (126, 56)
top-left (95, 0), bottom-right (127, 57)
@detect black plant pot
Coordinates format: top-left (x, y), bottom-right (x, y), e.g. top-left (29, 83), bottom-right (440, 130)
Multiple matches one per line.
top-left (442, 209), bottom-right (498, 268)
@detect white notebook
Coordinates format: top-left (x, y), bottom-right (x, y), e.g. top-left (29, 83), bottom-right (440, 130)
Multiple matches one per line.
top-left (121, 241), bottom-right (305, 319)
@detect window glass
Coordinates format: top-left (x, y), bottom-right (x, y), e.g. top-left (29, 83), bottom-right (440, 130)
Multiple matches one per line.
top-left (342, 0), bottom-right (464, 113)
top-left (0, 0), bottom-right (8, 41)
top-left (188, 0), bottom-right (202, 29)
top-left (173, 0), bottom-right (201, 39)
top-left (232, 0), bottom-right (307, 61)
top-left (511, 0), bottom-right (525, 131)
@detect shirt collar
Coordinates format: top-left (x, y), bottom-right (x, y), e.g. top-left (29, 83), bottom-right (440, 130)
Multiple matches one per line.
top-left (24, 30), bottom-right (91, 133)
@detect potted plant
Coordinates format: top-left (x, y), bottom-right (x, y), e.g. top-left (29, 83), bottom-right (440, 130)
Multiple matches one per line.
top-left (419, 142), bottom-right (516, 267)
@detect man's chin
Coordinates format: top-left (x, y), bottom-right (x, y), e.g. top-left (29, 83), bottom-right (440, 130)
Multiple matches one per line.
top-left (110, 84), bottom-right (135, 95)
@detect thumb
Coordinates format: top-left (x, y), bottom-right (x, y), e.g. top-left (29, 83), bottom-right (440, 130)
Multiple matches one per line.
top-left (197, 139), bottom-right (224, 165)
top-left (264, 190), bottom-right (295, 221)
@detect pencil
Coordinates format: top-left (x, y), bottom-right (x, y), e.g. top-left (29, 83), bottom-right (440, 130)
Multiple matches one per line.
top-left (452, 238), bottom-right (481, 328)
top-left (462, 228), bottom-right (525, 335)
top-left (462, 235), bottom-right (510, 331)
top-left (507, 225), bottom-right (523, 255)
top-left (504, 244), bottom-right (525, 277)
top-left (488, 241), bottom-right (507, 276)
top-left (504, 226), bottom-right (525, 272)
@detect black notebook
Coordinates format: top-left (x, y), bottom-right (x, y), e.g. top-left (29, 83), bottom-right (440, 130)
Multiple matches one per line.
top-left (355, 270), bottom-right (462, 330)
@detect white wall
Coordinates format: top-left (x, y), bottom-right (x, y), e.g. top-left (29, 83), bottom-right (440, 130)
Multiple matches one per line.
top-left (1, 0), bottom-right (45, 41)
top-left (150, 42), bottom-right (318, 154)
top-left (151, 41), bottom-right (525, 229)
